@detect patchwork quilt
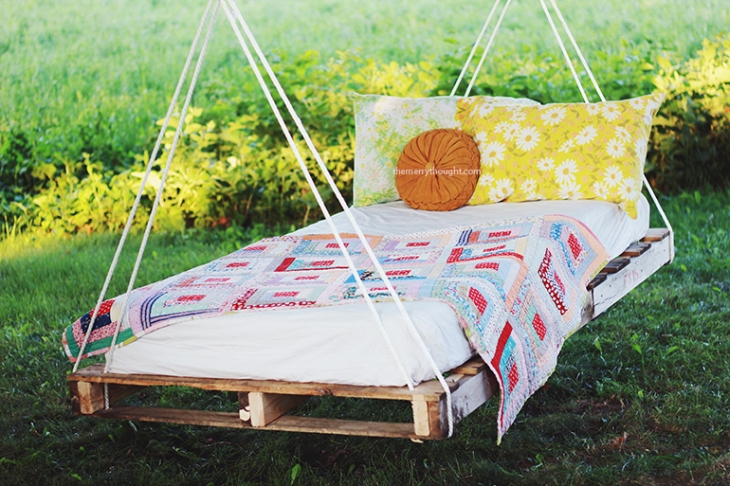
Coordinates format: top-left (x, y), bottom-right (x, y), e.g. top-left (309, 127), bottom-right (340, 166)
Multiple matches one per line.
top-left (64, 215), bottom-right (608, 440)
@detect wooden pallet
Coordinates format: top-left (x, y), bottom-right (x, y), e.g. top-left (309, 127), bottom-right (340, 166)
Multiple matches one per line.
top-left (69, 356), bottom-right (497, 440)
top-left (68, 228), bottom-right (671, 440)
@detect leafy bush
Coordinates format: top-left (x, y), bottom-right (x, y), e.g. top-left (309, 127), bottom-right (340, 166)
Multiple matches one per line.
top-left (3, 50), bottom-right (441, 237)
top-left (648, 33), bottom-right (730, 192)
top-left (0, 127), bottom-right (36, 202)
top-left (4, 35), bottom-right (730, 238)
top-left (432, 40), bottom-right (657, 103)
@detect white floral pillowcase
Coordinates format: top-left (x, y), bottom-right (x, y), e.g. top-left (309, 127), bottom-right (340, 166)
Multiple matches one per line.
top-left (351, 94), bottom-right (540, 207)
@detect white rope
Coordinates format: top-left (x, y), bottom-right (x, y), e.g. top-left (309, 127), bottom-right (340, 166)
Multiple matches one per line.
top-left (545, 0), bottom-right (675, 256)
top-left (219, 1), bottom-right (417, 390)
top-left (224, 0), bottom-right (457, 434)
top-left (450, 0), bottom-right (501, 97)
top-left (549, 0), bottom-right (605, 102)
top-left (538, 0), bottom-right (589, 103)
top-left (104, 0), bottom-right (221, 373)
top-left (73, 0), bottom-right (216, 372)
top-left (464, 0), bottom-right (514, 97)
top-left (642, 174), bottom-right (675, 262)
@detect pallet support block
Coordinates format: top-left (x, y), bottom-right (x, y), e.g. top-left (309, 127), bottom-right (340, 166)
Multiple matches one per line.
top-left (69, 381), bottom-right (142, 415)
top-left (247, 392), bottom-right (308, 427)
top-left (412, 398), bottom-right (443, 438)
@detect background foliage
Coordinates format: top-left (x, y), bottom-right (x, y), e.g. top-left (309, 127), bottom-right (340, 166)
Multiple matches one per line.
top-left (1, 0), bottom-right (730, 237)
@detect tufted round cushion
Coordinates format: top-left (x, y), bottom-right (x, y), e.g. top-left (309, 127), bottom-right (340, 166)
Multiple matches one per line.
top-left (395, 129), bottom-right (481, 211)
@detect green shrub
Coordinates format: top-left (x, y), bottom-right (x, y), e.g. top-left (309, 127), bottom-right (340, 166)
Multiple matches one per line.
top-left (432, 40), bottom-right (657, 103)
top-left (5, 35), bottom-right (730, 239)
top-left (4, 50), bottom-right (441, 237)
top-left (648, 33), bottom-right (730, 192)
top-left (0, 127), bottom-right (36, 202)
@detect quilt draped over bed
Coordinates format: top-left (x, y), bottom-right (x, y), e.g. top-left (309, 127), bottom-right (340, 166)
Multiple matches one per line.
top-left (64, 215), bottom-right (608, 439)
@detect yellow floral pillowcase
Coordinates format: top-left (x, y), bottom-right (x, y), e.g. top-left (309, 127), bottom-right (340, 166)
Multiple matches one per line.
top-left (455, 93), bottom-right (665, 218)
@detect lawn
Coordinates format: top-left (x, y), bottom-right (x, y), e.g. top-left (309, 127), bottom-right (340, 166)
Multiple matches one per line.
top-left (1, 0), bottom-right (730, 484)
top-left (1, 191), bottom-right (729, 485)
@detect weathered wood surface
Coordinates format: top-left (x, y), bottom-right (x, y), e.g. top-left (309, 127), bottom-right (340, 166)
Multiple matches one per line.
top-left (591, 229), bottom-right (671, 318)
top-left (69, 381), bottom-right (142, 415)
top-left (70, 364), bottom-right (453, 402)
top-left (248, 392), bottom-right (308, 427)
top-left (581, 228), bottom-right (671, 325)
top-left (75, 365), bottom-right (496, 440)
top-left (93, 406), bottom-right (420, 438)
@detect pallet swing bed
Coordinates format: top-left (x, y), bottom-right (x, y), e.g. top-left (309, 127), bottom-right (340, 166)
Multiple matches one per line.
top-left (66, 0), bottom-right (674, 442)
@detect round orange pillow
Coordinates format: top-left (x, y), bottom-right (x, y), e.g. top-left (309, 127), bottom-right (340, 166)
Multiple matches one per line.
top-left (395, 129), bottom-right (480, 211)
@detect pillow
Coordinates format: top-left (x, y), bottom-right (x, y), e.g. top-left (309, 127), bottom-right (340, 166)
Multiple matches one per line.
top-left (455, 93), bottom-right (666, 218)
top-left (351, 94), bottom-right (540, 207)
top-left (395, 129), bottom-right (480, 211)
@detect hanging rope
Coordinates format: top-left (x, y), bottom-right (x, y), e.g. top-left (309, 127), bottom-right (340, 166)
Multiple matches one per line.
top-left (450, 0), bottom-right (501, 97)
top-left (73, 0), bottom-right (216, 372)
top-left (642, 174), bottom-right (675, 261)
top-left (548, 0), bottom-right (605, 102)
top-left (545, 0), bottom-right (675, 260)
top-left (104, 0), bottom-right (221, 375)
top-left (456, 0), bottom-right (675, 262)
top-left (218, 0), bottom-right (415, 391)
top-left (464, 0), bottom-right (514, 97)
top-left (538, 0), bottom-right (589, 103)
top-left (223, 0), bottom-right (458, 435)
top-left (544, 0), bottom-right (675, 260)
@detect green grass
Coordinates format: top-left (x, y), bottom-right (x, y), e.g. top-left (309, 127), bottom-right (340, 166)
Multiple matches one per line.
top-left (1, 190), bottom-right (729, 485)
top-left (1, 0), bottom-right (728, 168)
top-left (2, 1), bottom-right (730, 484)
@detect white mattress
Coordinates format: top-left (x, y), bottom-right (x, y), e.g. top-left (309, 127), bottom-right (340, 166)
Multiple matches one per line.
top-left (107, 197), bottom-right (650, 386)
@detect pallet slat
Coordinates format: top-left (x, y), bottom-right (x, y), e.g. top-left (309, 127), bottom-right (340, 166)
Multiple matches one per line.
top-left (93, 406), bottom-right (420, 438)
top-left (621, 242), bottom-right (650, 257)
top-left (449, 357), bottom-right (486, 376)
top-left (587, 273), bottom-right (607, 291)
top-left (70, 364), bottom-right (451, 402)
top-left (599, 257), bottom-right (631, 274)
top-left (641, 228), bottom-right (670, 242)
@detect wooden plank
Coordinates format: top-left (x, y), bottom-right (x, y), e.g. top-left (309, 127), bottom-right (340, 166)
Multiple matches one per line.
top-left (412, 399), bottom-right (443, 438)
top-left (248, 392), bottom-right (308, 427)
top-left (642, 228), bottom-right (670, 242)
top-left (268, 415), bottom-right (419, 439)
top-left (96, 406), bottom-right (247, 428)
top-left (69, 381), bottom-right (142, 415)
top-left (587, 273), bottom-right (606, 291)
top-left (449, 357), bottom-right (486, 376)
top-left (70, 365), bottom-right (447, 402)
top-left (621, 242), bottom-right (650, 257)
top-left (449, 368), bottom-right (497, 424)
top-left (599, 257), bottom-right (631, 274)
top-left (580, 290), bottom-right (595, 327)
top-left (93, 406), bottom-right (422, 439)
top-left (70, 381), bottom-right (104, 415)
top-left (593, 234), bottom-right (671, 318)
